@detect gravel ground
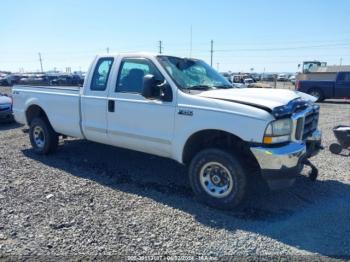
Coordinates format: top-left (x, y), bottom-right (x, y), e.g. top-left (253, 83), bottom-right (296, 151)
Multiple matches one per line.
top-left (0, 85), bottom-right (350, 260)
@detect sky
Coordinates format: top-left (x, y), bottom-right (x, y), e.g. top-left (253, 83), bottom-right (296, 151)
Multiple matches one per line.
top-left (0, 0), bottom-right (350, 73)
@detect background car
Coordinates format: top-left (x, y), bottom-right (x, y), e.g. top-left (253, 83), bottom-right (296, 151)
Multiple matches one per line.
top-left (232, 83), bottom-right (246, 88)
top-left (289, 75), bottom-right (296, 85)
top-left (261, 74), bottom-right (275, 81)
top-left (243, 78), bottom-right (255, 87)
top-left (0, 74), bottom-right (22, 86)
top-left (50, 74), bottom-right (84, 86)
top-left (19, 74), bottom-right (58, 85)
top-left (277, 74), bottom-right (288, 81)
top-left (0, 93), bottom-right (14, 122)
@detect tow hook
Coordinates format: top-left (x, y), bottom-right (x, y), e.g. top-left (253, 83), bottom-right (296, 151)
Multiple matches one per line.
top-left (303, 159), bottom-right (318, 181)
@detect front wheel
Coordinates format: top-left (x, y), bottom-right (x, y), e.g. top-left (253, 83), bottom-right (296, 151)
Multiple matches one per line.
top-left (188, 149), bottom-right (247, 210)
top-left (308, 88), bottom-right (324, 102)
top-left (29, 118), bottom-right (58, 155)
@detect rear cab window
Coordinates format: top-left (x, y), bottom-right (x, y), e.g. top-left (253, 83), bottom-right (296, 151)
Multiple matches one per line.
top-left (90, 58), bottom-right (114, 91)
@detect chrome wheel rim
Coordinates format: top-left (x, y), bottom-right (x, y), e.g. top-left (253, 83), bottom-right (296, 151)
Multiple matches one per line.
top-left (199, 162), bottom-right (234, 198)
top-left (33, 126), bottom-right (45, 148)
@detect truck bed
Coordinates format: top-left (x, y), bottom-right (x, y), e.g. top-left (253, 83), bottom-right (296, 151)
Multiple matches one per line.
top-left (13, 85), bottom-right (83, 138)
top-left (297, 80), bottom-right (335, 98)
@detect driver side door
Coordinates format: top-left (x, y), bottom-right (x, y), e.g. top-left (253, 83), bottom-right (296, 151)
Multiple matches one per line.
top-left (107, 57), bottom-right (175, 157)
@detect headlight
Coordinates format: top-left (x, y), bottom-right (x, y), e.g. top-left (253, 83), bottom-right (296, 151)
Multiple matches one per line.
top-left (263, 118), bottom-right (292, 144)
top-left (0, 103), bottom-right (11, 109)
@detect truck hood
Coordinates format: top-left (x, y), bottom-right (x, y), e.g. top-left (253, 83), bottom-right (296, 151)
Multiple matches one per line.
top-left (198, 88), bottom-right (316, 112)
top-left (0, 95), bottom-right (12, 105)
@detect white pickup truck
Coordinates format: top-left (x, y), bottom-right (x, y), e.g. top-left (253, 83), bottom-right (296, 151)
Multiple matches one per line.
top-left (13, 53), bottom-right (322, 209)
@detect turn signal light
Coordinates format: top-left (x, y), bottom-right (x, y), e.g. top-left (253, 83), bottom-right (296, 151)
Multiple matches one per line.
top-left (263, 136), bottom-right (273, 144)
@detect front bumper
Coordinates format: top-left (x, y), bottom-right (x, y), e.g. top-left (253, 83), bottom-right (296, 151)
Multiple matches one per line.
top-left (250, 130), bottom-right (322, 190)
top-left (0, 108), bottom-right (14, 122)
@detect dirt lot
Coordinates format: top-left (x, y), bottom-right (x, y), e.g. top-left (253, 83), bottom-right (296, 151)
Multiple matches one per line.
top-left (0, 85), bottom-right (350, 260)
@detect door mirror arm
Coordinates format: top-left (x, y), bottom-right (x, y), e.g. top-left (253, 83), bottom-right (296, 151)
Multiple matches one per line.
top-left (158, 81), bottom-right (173, 102)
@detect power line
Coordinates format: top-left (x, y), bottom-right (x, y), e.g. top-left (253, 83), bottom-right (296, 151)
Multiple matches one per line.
top-left (2, 40), bottom-right (350, 56)
top-left (214, 42), bottom-right (350, 53)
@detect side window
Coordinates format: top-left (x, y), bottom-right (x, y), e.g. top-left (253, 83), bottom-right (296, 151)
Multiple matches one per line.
top-left (344, 73), bottom-right (350, 81)
top-left (90, 58), bottom-right (114, 91)
top-left (116, 58), bottom-right (163, 93)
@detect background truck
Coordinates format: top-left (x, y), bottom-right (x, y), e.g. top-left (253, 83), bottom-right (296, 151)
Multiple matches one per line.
top-left (296, 61), bottom-right (350, 82)
top-left (13, 53), bottom-right (322, 209)
top-left (296, 72), bottom-right (350, 101)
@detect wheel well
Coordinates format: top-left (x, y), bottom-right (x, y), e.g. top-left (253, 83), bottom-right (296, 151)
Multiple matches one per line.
top-left (182, 130), bottom-right (259, 170)
top-left (26, 105), bottom-right (49, 125)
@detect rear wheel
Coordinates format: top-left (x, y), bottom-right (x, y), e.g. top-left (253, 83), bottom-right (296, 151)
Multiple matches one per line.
top-left (29, 118), bottom-right (58, 155)
top-left (189, 149), bottom-right (247, 210)
top-left (308, 88), bottom-right (324, 102)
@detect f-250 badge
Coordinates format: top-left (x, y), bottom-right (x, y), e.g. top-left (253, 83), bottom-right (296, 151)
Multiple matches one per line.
top-left (178, 109), bottom-right (193, 116)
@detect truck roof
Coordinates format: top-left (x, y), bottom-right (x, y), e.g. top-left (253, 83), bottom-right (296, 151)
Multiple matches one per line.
top-left (96, 52), bottom-right (156, 58)
top-left (95, 52), bottom-right (195, 60)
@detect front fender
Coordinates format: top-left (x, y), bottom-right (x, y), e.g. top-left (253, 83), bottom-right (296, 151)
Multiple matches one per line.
top-left (172, 107), bottom-right (269, 163)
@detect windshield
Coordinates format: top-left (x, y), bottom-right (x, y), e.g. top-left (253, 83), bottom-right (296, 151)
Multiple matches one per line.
top-left (157, 56), bottom-right (232, 90)
top-left (303, 61), bottom-right (322, 73)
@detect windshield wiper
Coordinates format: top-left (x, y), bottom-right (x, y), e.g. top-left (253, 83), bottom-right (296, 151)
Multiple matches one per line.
top-left (214, 85), bottom-right (233, 89)
top-left (186, 85), bottom-right (212, 90)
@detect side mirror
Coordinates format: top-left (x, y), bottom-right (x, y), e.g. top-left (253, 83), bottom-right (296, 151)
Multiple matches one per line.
top-left (142, 74), bottom-right (159, 99)
top-left (142, 74), bottom-right (173, 102)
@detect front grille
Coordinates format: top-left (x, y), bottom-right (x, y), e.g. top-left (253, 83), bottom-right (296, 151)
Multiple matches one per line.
top-left (294, 107), bottom-right (319, 141)
top-left (302, 109), bottom-right (319, 140)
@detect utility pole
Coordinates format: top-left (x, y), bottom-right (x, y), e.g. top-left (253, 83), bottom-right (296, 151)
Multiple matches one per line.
top-left (210, 40), bottom-right (214, 67)
top-left (38, 53), bottom-right (43, 73)
top-left (340, 57), bottom-right (343, 66)
top-left (263, 67), bottom-right (266, 81)
top-left (106, 47), bottom-right (110, 54)
top-left (159, 40), bottom-right (163, 54)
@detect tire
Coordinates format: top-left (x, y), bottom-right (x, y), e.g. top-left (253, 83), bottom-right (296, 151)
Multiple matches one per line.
top-left (329, 143), bottom-right (343, 155)
top-left (188, 148), bottom-right (247, 210)
top-left (308, 88), bottom-right (324, 102)
top-left (29, 117), bottom-right (58, 155)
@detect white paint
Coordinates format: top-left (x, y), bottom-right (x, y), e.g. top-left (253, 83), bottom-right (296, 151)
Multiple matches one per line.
top-left (13, 53), bottom-right (313, 164)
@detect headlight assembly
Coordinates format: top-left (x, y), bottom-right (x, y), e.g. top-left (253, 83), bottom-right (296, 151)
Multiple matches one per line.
top-left (263, 118), bottom-right (292, 144)
top-left (0, 103), bottom-right (11, 110)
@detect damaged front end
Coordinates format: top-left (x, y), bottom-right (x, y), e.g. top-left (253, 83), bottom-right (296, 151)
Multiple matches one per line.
top-left (250, 98), bottom-right (323, 190)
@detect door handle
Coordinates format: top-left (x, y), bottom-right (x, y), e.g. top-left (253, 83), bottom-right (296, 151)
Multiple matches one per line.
top-left (108, 100), bottom-right (115, 112)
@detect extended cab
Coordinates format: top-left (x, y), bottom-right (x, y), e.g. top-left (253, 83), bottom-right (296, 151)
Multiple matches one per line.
top-left (296, 72), bottom-right (350, 101)
top-left (13, 53), bottom-right (322, 209)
